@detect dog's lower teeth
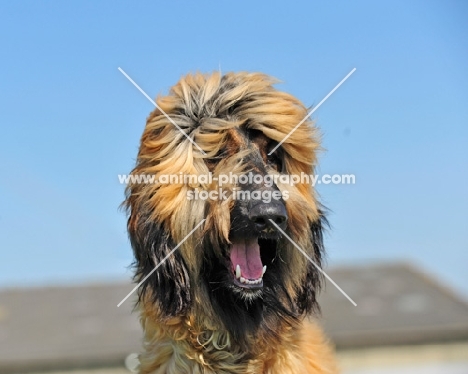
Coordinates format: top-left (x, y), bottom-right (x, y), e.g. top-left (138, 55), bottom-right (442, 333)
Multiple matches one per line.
top-left (239, 277), bottom-right (262, 285)
top-left (235, 265), bottom-right (263, 284)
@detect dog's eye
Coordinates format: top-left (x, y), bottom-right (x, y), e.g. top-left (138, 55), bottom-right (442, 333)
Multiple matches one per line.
top-left (206, 156), bottom-right (221, 167)
top-left (205, 150), bottom-right (225, 169)
top-left (267, 153), bottom-right (283, 172)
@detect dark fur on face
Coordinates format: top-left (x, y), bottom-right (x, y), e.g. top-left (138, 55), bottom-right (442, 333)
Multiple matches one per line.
top-left (124, 72), bottom-right (326, 349)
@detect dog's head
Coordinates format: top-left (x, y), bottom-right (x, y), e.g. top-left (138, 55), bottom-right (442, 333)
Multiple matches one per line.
top-left (124, 72), bottom-right (326, 339)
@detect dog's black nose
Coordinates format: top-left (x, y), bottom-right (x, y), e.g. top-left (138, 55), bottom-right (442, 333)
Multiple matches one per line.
top-left (249, 202), bottom-right (288, 232)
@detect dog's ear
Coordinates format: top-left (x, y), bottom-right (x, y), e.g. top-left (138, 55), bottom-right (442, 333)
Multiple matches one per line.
top-left (295, 210), bottom-right (328, 314)
top-left (128, 215), bottom-right (191, 316)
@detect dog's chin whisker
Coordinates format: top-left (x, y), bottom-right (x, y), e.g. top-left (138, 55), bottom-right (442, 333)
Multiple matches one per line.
top-left (124, 71), bottom-right (337, 373)
top-left (230, 285), bottom-right (264, 303)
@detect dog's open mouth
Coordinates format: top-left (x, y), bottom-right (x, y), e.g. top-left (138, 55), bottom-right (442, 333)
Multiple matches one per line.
top-left (229, 237), bottom-right (267, 289)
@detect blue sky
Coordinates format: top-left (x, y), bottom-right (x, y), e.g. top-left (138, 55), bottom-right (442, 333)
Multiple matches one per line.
top-left (0, 1), bottom-right (467, 298)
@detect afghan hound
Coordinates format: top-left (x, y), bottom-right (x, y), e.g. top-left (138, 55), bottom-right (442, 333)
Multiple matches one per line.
top-left (124, 72), bottom-right (338, 373)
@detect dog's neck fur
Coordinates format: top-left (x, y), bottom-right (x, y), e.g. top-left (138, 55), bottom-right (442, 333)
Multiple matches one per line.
top-left (137, 304), bottom-right (337, 374)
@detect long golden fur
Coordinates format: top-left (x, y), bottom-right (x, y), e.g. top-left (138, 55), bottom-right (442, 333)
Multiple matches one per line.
top-left (124, 72), bottom-right (339, 373)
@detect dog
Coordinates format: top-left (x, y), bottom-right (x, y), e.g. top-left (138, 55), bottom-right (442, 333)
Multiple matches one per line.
top-left (124, 72), bottom-right (339, 373)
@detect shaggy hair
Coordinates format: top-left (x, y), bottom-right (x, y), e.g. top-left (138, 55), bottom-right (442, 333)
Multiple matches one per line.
top-left (124, 72), bottom-right (338, 373)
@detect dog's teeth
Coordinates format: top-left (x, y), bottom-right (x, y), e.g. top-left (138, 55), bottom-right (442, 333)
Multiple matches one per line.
top-left (262, 265), bottom-right (267, 275)
top-left (241, 278), bottom-right (263, 285)
top-left (236, 269), bottom-right (264, 285)
top-left (236, 264), bottom-right (241, 279)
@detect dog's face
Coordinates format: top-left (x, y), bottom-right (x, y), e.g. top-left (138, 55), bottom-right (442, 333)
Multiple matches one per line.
top-left (202, 127), bottom-right (286, 299)
top-left (125, 72), bottom-right (326, 339)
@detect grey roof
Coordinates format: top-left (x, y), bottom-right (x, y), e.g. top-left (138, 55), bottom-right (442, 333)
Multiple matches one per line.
top-left (318, 262), bottom-right (468, 349)
top-left (0, 262), bottom-right (467, 372)
top-left (0, 282), bottom-right (141, 373)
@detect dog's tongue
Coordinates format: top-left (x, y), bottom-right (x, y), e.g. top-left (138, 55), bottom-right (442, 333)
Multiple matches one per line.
top-left (230, 238), bottom-right (263, 280)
